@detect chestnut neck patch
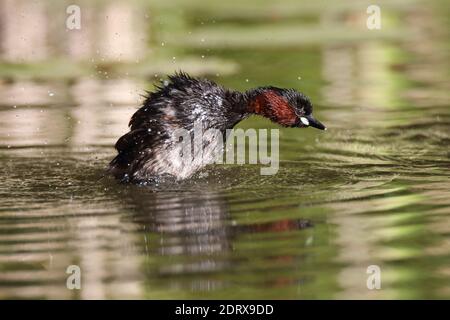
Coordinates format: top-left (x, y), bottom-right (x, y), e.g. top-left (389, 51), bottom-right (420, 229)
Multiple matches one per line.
top-left (249, 90), bottom-right (297, 126)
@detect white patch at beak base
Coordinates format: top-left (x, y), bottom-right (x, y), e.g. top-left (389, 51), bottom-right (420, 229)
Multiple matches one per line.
top-left (300, 117), bottom-right (310, 126)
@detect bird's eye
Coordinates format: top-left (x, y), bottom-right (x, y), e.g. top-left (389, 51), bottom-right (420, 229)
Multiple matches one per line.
top-left (293, 108), bottom-right (304, 118)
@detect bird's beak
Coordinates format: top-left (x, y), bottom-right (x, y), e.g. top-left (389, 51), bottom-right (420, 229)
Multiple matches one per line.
top-left (299, 115), bottom-right (327, 131)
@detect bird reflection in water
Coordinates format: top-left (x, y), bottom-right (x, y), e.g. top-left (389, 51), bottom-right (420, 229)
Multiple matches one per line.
top-left (118, 184), bottom-right (313, 293)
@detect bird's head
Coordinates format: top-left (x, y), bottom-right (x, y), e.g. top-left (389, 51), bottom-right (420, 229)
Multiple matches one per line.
top-left (247, 87), bottom-right (326, 130)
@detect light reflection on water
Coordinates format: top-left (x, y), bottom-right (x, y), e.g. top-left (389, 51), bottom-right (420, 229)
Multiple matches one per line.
top-left (0, 0), bottom-right (449, 299)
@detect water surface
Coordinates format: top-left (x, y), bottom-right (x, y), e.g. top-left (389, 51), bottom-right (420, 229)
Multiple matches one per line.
top-left (0, 0), bottom-right (449, 299)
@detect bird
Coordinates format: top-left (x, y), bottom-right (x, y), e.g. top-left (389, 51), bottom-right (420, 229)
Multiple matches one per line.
top-left (109, 71), bottom-right (326, 184)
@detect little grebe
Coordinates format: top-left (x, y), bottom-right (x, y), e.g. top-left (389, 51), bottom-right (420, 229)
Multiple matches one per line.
top-left (109, 72), bottom-right (326, 183)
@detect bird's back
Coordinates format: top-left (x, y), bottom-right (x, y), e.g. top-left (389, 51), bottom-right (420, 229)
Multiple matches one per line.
top-left (109, 72), bottom-right (245, 183)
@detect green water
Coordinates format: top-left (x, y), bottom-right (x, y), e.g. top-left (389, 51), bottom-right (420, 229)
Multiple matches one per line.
top-left (0, 0), bottom-right (449, 299)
